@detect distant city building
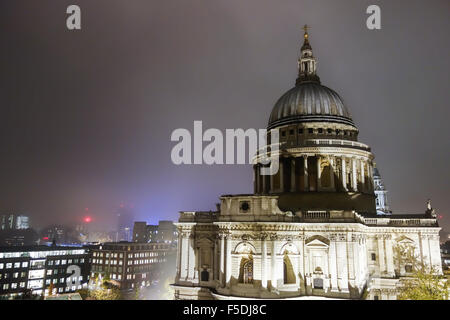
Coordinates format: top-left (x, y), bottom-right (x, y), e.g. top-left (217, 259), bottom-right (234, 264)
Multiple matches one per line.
top-left (0, 214), bottom-right (30, 230)
top-left (90, 242), bottom-right (173, 290)
top-left (158, 221), bottom-right (177, 244)
top-left (147, 225), bottom-right (159, 243)
top-left (373, 165), bottom-right (392, 215)
top-left (0, 229), bottom-right (39, 247)
top-left (116, 205), bottom-right (135, 242)
top-left (85, 232), bottom-right (113, 244)
top-left (0, 214), bottom-right (37, 246)
top-left (132, 220), bottom-right (177, 244)
top-left (0, 245), bottom-right (91, 299)
top-left (39, 225), bottom-right (80, 245)
top-left (132, 222), bottom-right (149, 243)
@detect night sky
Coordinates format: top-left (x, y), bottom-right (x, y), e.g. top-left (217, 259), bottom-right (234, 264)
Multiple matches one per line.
top-left (0, 0), bottom-right (449, 232)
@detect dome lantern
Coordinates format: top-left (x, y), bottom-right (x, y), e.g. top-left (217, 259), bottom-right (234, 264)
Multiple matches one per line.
top-left (297, 25), bottom-right (320, 85)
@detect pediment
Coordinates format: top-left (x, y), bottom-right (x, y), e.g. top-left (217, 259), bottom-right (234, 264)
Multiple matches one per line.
top-left (305, 238), bottom-right (329, 248)
top-left (396, 236), bottom-right (415, 244)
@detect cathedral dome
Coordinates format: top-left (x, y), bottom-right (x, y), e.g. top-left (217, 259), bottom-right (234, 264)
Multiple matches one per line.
top-left (268, 82), bottom-right (355, 129)
top-left (267, 26), bottom-right (355, 130)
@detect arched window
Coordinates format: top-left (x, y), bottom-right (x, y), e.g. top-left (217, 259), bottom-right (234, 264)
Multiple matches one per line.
top-left (283, 255), bottom-right (296, 284)
top-left (240, 259), bottom-right (253, 284)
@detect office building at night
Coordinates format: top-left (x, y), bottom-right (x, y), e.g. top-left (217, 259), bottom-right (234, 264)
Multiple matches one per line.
top-left (1, 214), bottom-right (30, 230)
top-left (90, 242), bottom-right (173, 290)
top-left (132, 220), bottom-right (177, 244)
top-left (0, 245), bottom-right (91, 299)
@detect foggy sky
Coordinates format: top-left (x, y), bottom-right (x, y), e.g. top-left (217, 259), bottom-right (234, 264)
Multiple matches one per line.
top-left (0, 0), bottom-right (449, 233)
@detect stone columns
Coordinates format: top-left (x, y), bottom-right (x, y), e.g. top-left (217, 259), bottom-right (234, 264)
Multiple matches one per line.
top-left (175, 231), bottom-right (182, 280)
top-left (329, 238), bottom-right (338, 291)
top-left (225, 235), bottom-right (232, 288)
top-left (337, 235), bottom-right (349, 291)
top-left (316, 156), bottom-right (322, 191)
top-left (360, 160), bottom-right (365, 192)
top-left (329, 157), bottom-right (335, 191)
top-left (262, 168), bottom-right (266, 193)
top-left (188, 234), bottom-right (196, 280)
top-left (179, 233), bottom-right (188, 280)
top-left (271, 238), bottom-right (277, 289)
top-left (347, 238), bottom-right (355, 286)
top-left (303, 156), bottom-right (309, 191)
top-left (377, 236), bottom-right (386, 275)
top-left (213, 240), bottom-right (218, 280)
top-left (219, 235), bottom-right (225, 286)
top-left (352, 237), bottom-right (360, 286)
top-left (261, 237), bottom-right (268, 289)
top-left (421, 235), bottom-right (431, 270)
top-left (341, 157), bottom-right (347, 191)
top-left (270, 169), bottom-right (274, 193)
top-left (351, 158), bottom-right (358, 192)
top-left (385, 236), bottom-right (395, 277)
top-left (290, 158), bottom-right (296, 192)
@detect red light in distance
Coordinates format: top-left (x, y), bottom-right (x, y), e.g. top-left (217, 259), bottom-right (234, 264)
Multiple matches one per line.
top-left (84, 216), bottom-right (92, 223)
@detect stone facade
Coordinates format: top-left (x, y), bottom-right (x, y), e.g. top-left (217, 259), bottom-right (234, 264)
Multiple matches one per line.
top-left (173, 198), bottom-right (441, 300)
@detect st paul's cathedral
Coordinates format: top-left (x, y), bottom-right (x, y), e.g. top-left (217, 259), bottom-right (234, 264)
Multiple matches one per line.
top-left (172, 27), bottom-right (443, 300)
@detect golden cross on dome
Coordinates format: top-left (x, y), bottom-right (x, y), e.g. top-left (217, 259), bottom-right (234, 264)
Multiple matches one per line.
top-left (302, 24), bottom-right (309, 38)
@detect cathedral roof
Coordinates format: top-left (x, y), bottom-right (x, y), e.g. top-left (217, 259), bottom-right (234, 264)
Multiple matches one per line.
top-left (267, 26), bottom-right (355, 130)
top-left (268, 82), bottom-right (354, 129)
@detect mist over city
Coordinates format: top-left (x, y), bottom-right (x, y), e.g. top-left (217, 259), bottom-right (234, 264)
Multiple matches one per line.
top-left (0, 0), bottom-right (448, 306)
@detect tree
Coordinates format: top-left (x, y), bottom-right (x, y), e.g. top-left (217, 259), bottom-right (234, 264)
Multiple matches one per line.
top-left (90, 285), bottom-right (122, 300)
top-left (393, 242), bottom-right (449, 300)
top-left (134, 286), bottom-right (141, 300)
top-left (397, 266), bottom-right (449, 300)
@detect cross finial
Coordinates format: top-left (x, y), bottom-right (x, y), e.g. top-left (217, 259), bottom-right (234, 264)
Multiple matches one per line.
top-left (302, 24), bottom-right (309, 38)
